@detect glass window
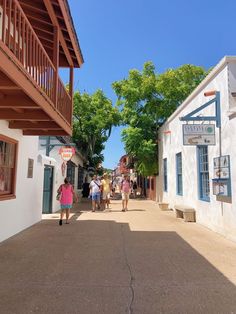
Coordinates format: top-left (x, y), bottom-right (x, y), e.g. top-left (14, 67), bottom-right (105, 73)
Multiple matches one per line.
top-left (163, 158), bottom-right (167, 192)
top-left (176, 153), bottom-right (183, 195)
top-left (66, 160), bottom-right (75, 187)
top-left (0, 135), bottom-right (17, 198)
top-left (198, 146), bottom-right (210, 201)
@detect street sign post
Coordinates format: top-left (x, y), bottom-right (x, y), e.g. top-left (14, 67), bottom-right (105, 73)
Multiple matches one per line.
top-left (182, 124), bottom-right (215, 146)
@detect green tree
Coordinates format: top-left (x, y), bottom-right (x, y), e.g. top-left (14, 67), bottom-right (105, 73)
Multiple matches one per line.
top-left (112, 62), bottom-right (208, 176)
top-left (73, 89), bottom-right (120, 169)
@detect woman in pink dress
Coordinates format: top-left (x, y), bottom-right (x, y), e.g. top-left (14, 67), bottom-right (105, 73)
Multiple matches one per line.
top-left (57, 178), bottom-right (78, 225)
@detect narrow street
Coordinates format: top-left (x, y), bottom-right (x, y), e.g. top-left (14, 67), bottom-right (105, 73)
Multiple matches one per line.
top-left (1, 199), bottom-right (236, 314)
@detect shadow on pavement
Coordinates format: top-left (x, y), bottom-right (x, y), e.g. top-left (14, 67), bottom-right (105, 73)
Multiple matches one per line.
top-left (0, 218), bottom-right (236, 313)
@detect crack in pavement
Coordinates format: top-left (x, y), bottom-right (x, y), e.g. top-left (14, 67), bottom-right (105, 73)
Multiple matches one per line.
top-left (121, 223), bottom-right (135, 314)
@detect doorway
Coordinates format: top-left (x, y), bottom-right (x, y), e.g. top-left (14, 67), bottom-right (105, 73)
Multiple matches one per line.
top-left (42, 165), bottom-right (54, 214)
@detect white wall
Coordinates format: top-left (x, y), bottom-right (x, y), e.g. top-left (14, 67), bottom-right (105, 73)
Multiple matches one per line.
top-left (38, 138), bottom-right (85, 212)
top-left (157, 57), bottom-right (236, 242)
top-left (0, 121), bottom-right (42, 242)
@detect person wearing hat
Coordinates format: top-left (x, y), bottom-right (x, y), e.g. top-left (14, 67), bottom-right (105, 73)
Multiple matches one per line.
top-left (89, 174), bottom-right (102, 212)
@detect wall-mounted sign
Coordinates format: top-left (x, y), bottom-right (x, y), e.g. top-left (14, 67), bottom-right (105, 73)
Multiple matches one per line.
top-left (212, 155), bottom-right (231, 198)
top-left (27, 158), bottom-right (34, 178)
top-left (59, 147), bottom-right (75, 162)
top-left (183, 124), bottom-right (215, 146)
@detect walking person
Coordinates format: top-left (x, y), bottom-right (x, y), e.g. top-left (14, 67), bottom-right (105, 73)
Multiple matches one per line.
top-left (89, 175), bottom-right (102, 212)
top-left (133, 181), bottom-right (138, 198)
top-left (57, 178), bottom-right (78, 225)
top-left (120, 175), bottom-right (131, 212)
top-left (101, 173), bottom-right (112, 210)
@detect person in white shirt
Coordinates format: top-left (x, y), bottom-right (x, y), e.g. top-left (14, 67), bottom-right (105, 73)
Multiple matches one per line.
top-left (89, 175), bottom-right (101, 212)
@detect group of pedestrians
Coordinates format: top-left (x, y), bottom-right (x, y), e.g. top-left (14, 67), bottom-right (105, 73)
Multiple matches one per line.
top-left (57, 174), bottom-right (138, 225)
top-left (89, 174), bottom-right (138, 212)
top-left (89, 173), bottom-right (112, 212)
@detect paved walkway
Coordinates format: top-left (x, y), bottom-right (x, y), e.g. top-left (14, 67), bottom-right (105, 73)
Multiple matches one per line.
top-left (1, 199), bottom-right (236, 314)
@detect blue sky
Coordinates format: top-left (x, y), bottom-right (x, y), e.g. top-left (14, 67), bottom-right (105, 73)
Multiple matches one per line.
top-left (65, 0), bottom-right (236, 169)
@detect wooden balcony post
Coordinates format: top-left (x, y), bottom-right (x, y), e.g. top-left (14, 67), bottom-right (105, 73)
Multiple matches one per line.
top-left (69, 66), bottom-right (74, 98)
top-left (53, 25), bottom-right (59, 107)
top-left (69, 66), bottom-right (74, 124)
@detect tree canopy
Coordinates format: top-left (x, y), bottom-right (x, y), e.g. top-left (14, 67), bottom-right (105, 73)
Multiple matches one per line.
top-left (73, 89), bottom-right (120, 169)
top-left (112, 62), bottom-right (208, 176)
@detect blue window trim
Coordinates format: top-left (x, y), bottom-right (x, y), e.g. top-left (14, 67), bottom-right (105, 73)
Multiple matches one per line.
top-left (197, 146), bottom-right (210, 202)
top-left (163, 158), bottom-right (167, 192)
top-left (176, 152), bottom-right (183, 196)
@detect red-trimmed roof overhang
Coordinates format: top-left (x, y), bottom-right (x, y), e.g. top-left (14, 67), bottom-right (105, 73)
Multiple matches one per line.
top-left (19, 0), bottom-right (84, 68)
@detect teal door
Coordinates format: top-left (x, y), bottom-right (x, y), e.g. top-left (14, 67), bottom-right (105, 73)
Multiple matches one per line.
top-left (42, 166), bottom-right (54, 214)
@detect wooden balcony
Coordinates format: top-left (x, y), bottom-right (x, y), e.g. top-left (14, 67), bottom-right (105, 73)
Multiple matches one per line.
top-left (0, 0), bottom-right (83, 136)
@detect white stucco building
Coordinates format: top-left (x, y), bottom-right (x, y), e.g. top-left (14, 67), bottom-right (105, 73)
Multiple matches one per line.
top-left (156, 56), bottom-right (236, 242)
top-left (0, 122), bottom-right (42, 242)
top-left (38, 136), bottom-right (87, 214)
top-left (0, 129), bottom-right (87, 242)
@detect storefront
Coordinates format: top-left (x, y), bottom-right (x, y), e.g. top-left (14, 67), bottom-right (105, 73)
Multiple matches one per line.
top-left (38, 136), bottom-right (87, 214)
top-left (156, 56), bottom-right (236, 242)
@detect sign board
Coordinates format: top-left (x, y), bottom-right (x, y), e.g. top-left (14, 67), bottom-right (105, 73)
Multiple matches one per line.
top-left (212, 179), bottom-right (229, 197)
top-left (183, 124), bottom-right (215, 146)
top-left (212, 155), bottom-right (231, 198)
top-left (59, 147), bottom-right (75, 162)
top-left (213, 155), bottom-right (230, 179)
top-left (27, 158), bottom-right (34, 178)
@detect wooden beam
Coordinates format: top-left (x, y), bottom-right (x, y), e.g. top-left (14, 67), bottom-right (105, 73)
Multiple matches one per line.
top-left (0, 73), bottom-right (20, 89)
top-left (0, 47), bottom-right (72, 135)
top-left (0, 109), bottom-right (51, 120)
top-left (69, 66), bottom-right (74, 98)
top-left (9, 121), bottom-right (60, 129)
top-left (20, 1), bottom-right (48, 15)
top-left (57, 0), bottom-right (84, 66)
top-left (53, 26), bottom-right (59, 104)
top-left (22, 8), bottom-right (51, 25)
top-left (0, 86), bottom-right (21, 90)
top-left (43, 0), bottom-right (73, 66)
top-left (13, 108), bottom-right (25, 113)
top-left (0, 95), bottom-right (38, 108)
top-left (23, 130), bottom-right (67, 136)
top-left (30, 20), bottom-right (53, 34)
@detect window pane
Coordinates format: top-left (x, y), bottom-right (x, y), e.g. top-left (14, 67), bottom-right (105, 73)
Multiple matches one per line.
top-left (198, 146), bottom-right (210, 200)
top-left (163, 158), bottom-right (167, 191)
top-left (0, 138), bottom-right (17, 197)
top-left (0, 167), bottom-right (13, 194)
top-left (0, 141), bottom-right (15, 168)
top-left (176, 153), bottom-right (183, 195)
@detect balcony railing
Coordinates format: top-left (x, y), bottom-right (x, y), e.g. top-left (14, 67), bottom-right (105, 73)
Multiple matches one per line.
top-left (0, 0), bottom-right (72, 125)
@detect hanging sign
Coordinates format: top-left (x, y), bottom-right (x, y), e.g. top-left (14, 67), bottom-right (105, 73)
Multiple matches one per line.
top-left (59, 147), bottom-right (75, 161)
top-left (213, 155), bottom-right (230, 179)
top-left (212, 179), bottom-right (230, 197)
top-left (183, 124), bottom-right (215, 145)
top-left (212, 155), bottom-right (231, 197)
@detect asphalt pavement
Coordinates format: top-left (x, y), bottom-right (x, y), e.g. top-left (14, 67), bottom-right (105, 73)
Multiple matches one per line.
top-left (1, 198), bottom-right (236, 314)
